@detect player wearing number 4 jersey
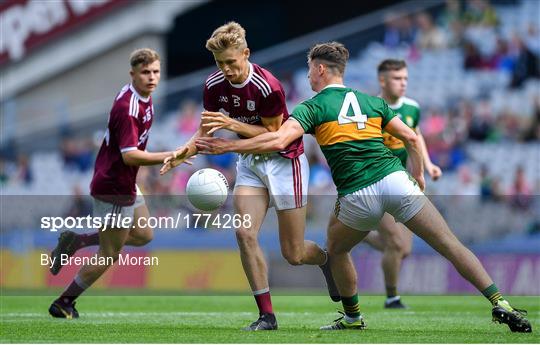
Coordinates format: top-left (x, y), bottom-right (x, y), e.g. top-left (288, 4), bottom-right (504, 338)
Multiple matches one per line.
top-left (195, 42), bottom-right (532, 333)
top-left (160, 22), bottom-right (337, 331)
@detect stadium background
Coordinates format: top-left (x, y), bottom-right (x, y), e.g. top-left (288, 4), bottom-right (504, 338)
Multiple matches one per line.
top-left (1, 0), bottom-right (539, 296)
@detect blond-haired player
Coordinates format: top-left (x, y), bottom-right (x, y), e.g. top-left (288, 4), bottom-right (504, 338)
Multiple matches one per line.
top-left (161, 22), bottom-right (337, 331)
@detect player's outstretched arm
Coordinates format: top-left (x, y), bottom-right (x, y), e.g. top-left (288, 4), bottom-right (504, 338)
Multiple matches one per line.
top-left (122, 149), bottom-right (194, 167)
top-left (201, 111), bottom-right (283, 138)
top-left (159, 126), bottom-right (209, 175)
top-left (195, 118), bottom-right (304, 155)
top-left (384, 117), bottom-right (425, 190)
top-left (416, 128), bottom-right (442, 181)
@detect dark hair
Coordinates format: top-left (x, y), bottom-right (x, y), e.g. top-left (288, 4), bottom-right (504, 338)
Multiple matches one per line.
top-left (308, 41), bottom-right (349, 75)
top-left (129, 48), bottom-right (160, 68)
top-left (377, 59), bottom-right (407, 74)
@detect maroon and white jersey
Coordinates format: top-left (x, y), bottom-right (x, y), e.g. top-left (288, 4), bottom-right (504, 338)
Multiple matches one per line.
top-left (90, 84), bottom-right (153, 206)
top-left (203, 63), bottom-right (303, 159)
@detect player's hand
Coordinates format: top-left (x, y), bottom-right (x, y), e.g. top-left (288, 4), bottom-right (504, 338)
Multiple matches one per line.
top-left (159, 147), bottom-right (194, 175)
top-left (201, 111), bottom-right (234, 135)
top-left (426, 164), bottom-right (442, 181)
top-left (195, 137), bottom-right (231, 155)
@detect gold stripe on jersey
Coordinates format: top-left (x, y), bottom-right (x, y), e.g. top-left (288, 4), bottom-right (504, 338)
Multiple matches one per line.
top-left (315, 117), bottom-right (382, 146)
top-left (382, 132), bottom-right (405, 150)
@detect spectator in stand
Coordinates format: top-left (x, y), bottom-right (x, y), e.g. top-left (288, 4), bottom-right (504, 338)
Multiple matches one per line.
top-left (439, 0), bottom-right (462, 29)
top-left (497, 110), bottom-right (522, 141)
top-left (398, 14), bottom-right (417, 46)
top-left (0, 159), bottom-right (8, 185)
top-left (479, 164), bottom-right (503, 202)
top-left (420, 108), bottom-right (450, 169)
top-left (463, 41), bottom-right (487, 70)
top-left (383, 12), bottom-right (402, 48)
top-left (15, 154), bottom-right (33, 185)
top-left (452, 101), bottom-right (473, 144)
top-left (60, 135), bottom-right (94, 172)
top-left (455, 165), bottom-right (479, 196)
top-left (415, 12), bottom-right (447, 50)
top-left (168, 166), bottom-right (193, 195)
top-left (523, 97), bottom-right (540, 141)
top-left (468, 100), bottom-right (495, 141)
top-left (65, 185), bottom-right (92, 218)
top-left (509, 35), bottom-right (540, 88)
top-left (463, 0), bottom-right (498, 27)
top-left (493, 37), bottom-right (514, 72)
top-left (508, 165), bottom-right (533, 211)
top-left (383, 12), bottom-right (416, 48)
top-left (175, 100), bottom-right (201, 140)
top-left (306, 150), bottom-right (333, 195)
top-left (524, 23), bottom-right (540, 55)
top-left (439, 0), bottom-right (465, 47)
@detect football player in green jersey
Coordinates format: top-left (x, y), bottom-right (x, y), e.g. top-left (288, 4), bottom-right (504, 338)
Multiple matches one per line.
top-left (195, 42), bottom-right (531, 333)
top-left (362, 59), bottom-right (443, 309)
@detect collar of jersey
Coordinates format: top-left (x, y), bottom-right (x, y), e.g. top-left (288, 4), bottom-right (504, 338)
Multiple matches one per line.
top-left (129, 84), bottom-right (151, 103)
top-left (229, 63), bottom-right (253, 89)
top-left (380, 95), bottom-right (403, 110)
top-left (322, 84), bottom-right (346, 90)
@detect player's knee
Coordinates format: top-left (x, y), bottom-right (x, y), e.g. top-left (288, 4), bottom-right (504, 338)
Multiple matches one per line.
top-left (327, 240), bottom-right (346, 256)
top-left (142, 230), bottom-right (153, 245)
top-left (387, 240), bottom-right (411, 259)
top-left (100, 246), bottom-right (123, 263)
top-left (401, 243), bottom-right (412, 258)
top-left (134, 228), bottom-right (153, 246)
top-left (235, 228), bottom-right (258, 249)
top-left (281, 247), bottom-right (304, 266)
top-left (284, 255), bottom-right (303, 266)
top-left (102, 251), bottom-right (120, 264)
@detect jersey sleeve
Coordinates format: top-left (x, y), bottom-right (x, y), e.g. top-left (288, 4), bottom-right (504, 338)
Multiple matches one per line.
top-left (203, 85), bottom-right (219, 112)
top-left (110, 105), bottom-right (139, 153)
top-left (258, 90), bottom-right (287, 118)
top-left (290, 102), bottom-right (317, 134)
top-left (380, 99), bottom-right (397, 128)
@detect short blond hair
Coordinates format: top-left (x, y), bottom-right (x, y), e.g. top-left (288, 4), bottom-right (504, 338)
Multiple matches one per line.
top-left (129, 48), bottom-right (160, 68)
top-left (205, 21), bottom-right (247, 53)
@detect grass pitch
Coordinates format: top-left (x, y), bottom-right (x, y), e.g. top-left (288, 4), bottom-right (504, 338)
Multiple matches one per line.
top-left (1, 293), bottom-right (538, 343)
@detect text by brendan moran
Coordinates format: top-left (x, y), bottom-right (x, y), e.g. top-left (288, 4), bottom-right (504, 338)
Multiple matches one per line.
top-left (41, 253), bottom-right (159, 268)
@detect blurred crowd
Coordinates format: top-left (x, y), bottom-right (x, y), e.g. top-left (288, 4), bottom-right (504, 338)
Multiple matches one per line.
top-left (0, 154), bottom-right (33, 186)
top-left (377, 0), bottom-right (539, 206)
top-left (419, 96), bottom-right (539, 172)
top-left (378, 0), bottom-right (539, 164)
top-left (383, 0), bottom-right (539, 87)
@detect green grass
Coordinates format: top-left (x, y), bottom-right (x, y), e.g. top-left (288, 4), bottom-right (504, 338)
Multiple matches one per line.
top-left (1, 293), bottom-right (538, 343)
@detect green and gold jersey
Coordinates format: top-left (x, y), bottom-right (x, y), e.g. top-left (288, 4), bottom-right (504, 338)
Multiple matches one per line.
top-left (381, 97), bottom-right (421, 167)
top-left (291, 85), bottom-right (404, 196)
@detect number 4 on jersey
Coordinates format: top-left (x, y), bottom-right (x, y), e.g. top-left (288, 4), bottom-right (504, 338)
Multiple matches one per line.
top-left (338, 92), bottom-right (367, 129)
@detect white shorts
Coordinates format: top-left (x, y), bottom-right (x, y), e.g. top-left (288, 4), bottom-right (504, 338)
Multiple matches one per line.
top-left (335, 171), bottom-right (427, 231)
top-left (93, 185), bottom-right (146, 228)
top-left (235, 153), bottom-right (309, 210)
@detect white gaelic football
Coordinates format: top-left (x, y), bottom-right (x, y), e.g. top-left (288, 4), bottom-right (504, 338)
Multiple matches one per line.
top-left (186, 168), bottom-right (229, 211)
